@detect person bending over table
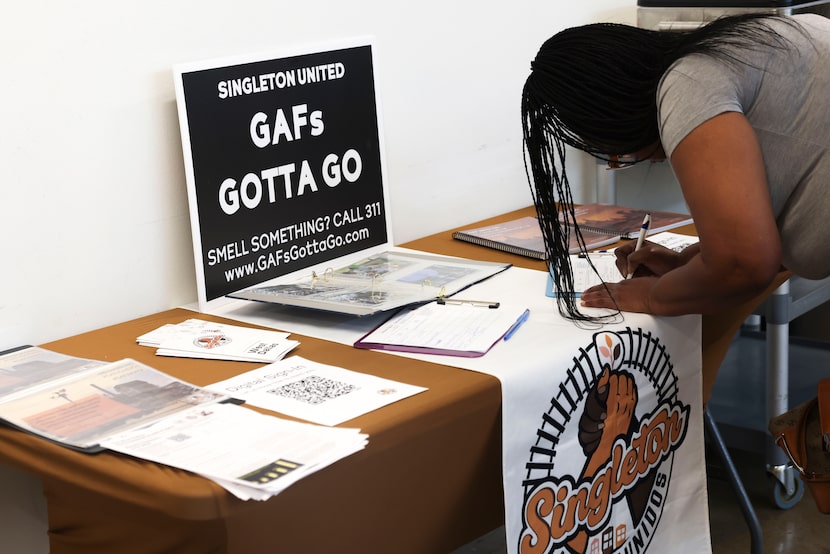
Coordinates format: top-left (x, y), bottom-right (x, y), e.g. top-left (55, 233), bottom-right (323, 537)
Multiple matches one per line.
top-left (521, 13), bottom-right (830, 322)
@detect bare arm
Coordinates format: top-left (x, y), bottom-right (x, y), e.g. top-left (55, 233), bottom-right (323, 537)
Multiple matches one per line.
top-left (580, 112), bottom-right (782, 315)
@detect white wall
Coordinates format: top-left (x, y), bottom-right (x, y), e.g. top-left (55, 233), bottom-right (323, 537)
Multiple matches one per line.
top-left (0, 1), bottom-right (651, 550)
top-left (1, 0), bottom-right (642, 351)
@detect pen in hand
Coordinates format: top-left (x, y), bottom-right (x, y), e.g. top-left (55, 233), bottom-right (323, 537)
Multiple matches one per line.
top-left (626, 213), bottom-right (651, 279)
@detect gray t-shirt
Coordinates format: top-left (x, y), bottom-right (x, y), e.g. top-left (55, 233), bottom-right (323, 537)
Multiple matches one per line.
top-left (657, 14), bottom-right (830, 278)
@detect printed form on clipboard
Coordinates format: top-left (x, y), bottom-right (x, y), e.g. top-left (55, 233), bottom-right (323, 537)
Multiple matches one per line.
top-left (354, 299), bottom-right (531, 358)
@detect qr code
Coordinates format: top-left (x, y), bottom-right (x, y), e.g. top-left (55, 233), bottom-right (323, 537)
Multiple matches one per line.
top-left (267, 375), bottom-right (357, 405)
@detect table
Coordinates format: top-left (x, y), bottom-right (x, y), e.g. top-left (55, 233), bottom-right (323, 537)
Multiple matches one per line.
top-left (0, 206), bottom-right (765, 553)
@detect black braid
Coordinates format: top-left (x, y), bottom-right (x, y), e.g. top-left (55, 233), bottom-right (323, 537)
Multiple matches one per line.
top-left (521, 14), bottom-right (798, 322)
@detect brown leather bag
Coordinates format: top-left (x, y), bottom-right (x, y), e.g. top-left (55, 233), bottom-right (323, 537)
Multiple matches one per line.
top-left (769, 378), bottom-right (830, 513)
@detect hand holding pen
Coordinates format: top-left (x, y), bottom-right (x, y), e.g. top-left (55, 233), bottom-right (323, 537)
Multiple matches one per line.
top-left (626, 213), bottom-right (651, 279)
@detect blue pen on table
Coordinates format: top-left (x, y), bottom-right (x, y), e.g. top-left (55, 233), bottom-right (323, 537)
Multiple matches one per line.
top-left (503, 309), bottom-right (531, 341)
top-left (626, 213), bottom-right (651, 279)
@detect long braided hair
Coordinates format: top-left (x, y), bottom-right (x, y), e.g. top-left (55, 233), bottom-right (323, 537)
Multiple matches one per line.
top-left (522, 13), bottom-right (797, 322)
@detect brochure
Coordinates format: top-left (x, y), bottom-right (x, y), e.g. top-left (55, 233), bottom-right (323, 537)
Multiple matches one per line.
top-left (0, 347), bottom-right (230, 452)
top-left (138, 318), bottom-right (299, 363)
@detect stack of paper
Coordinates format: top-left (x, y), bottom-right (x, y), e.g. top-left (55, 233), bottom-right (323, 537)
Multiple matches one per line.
top-left (101, 402), bottom-right (368, 501)
top-left (0, 347), bottom-right (366, 501)
top-left (647, 230), bottom-right (699, 252)
top-left (138, 318), bottom-right (299, 362)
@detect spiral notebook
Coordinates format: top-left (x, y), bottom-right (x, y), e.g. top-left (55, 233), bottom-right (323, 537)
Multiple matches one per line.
top-left (563, 203), bottom-right (693, 239)
top-left (452, 216), bottom-right (620, 260)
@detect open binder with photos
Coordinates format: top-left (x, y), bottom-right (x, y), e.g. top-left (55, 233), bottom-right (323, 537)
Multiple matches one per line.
top-left (227, 250), bottom-right (510, 317)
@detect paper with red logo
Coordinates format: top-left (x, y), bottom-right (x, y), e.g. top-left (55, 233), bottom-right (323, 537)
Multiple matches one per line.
top-left (139, 318), bottom-right (298, 362)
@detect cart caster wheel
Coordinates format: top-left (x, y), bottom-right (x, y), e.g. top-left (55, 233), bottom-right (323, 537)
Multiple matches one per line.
top-left (772, 475), bottom-right (804, 510)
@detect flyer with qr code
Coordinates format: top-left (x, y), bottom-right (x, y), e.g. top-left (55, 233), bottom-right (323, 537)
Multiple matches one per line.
top-left (205, 356), bottom-right (427, 426)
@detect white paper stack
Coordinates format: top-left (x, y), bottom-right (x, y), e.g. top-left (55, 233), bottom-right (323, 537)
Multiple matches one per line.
top-left (647, 230), bottom-right (700, 252)
top-left (138, 318), bottom-right (299, 363)
top-left (101, 402), bottom-right (368, 501)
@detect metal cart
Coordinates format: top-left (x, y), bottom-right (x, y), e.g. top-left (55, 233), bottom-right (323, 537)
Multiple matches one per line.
top-left (638, 0), bottom-right (830, 31)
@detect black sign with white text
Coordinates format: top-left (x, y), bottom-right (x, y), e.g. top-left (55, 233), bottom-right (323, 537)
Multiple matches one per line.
top-left (175, 42), bottom-right (388, 304)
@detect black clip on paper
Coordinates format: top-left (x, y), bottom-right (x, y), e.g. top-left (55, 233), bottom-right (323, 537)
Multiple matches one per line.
top-left (436, 297), bottom-right (500, 309)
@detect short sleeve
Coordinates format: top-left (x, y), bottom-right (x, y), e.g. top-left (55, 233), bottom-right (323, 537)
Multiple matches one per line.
top-left (656, 55), bottom-right (746, 158)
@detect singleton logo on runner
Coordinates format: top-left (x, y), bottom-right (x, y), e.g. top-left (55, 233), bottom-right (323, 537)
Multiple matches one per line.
top-left (519, 329), bottom-right (690, 554)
